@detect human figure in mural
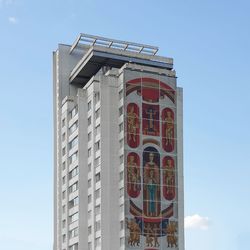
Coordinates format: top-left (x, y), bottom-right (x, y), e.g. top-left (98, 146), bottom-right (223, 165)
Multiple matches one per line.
top-left (164, 110), bottom-right (174, 147)
top-left (126, 218), bottom-right (140, 246)
top-left (144, 153), bottom-right (160, 217)
top-left (145, 223), bottom-right (154, 247)
top-left (127, 105), bottom-right (139, 142)
top-left (166, 221), bottom-right (178, 248)
top-left (127, 155), bottom-right (140, 192)
top-left (165, 159), bottom-right (175, 198)
top-left (153, 223), bottom-right (160, 247)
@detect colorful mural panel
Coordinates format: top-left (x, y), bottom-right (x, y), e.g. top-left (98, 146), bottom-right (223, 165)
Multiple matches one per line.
top-left (126, 79), bottom-right (141, 97)
top-left (125, 75), bottom-right (178, 249)
top-left (143, 147), bottom-right (161, 217)
top-left (127, 103), bottom-right (140, 148)
top-left (162, 156), bottom-right (176, 201)
top-left (127, 152), bottom-right (141, 198)
top-left (160, 81), bottom-right (176, 104)
top-left (142, 78), bottom-right (160, 103)
top-left (162, 108), bottom-right (175, 152)
top-left (142, 104), bottom-right (160, 136)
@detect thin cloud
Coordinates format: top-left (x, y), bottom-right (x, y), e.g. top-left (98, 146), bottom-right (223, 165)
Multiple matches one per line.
top-left (185, 214), bottom-right (211, 230)
top-left (8, 16), bottom-right (18, 24)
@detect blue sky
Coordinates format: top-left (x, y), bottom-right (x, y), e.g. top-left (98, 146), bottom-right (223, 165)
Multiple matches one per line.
top-left (0, 0), bottom-right (249, 249)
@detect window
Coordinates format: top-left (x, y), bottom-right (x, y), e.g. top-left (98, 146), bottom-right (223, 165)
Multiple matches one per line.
top-left (62, 205), bottom-right (66, 214)
top-left (69, 182), bottom-right (78, 193)
top-left (95, 140), bottom-right (100, 151)
top-left (95, 236), bottom-right (101, 248)
top-left (62, 191), bottom-right (66, 200)
top-left (62, 133), bottom-right (66, 141)
top-left (88, 179), bottom-right (92, 188)
top-left (88, 116), bottom-right (91, 126)
top-left (120, 237), bottom-right (125, 246)
top-left (69, 137), bottom-right (78, 150)
top-left (120, 204), bottom-right (124, 213)
top-left (95, 173), bottom-right (100, 183)
top-left (69, 166), bottom-right (79, 180)
top-left (69, 196), bottom-right (79, 208)
top-left (70, 106), bottom-right (78, 119)
top-left (88, 226), bottom-right (92, 235)
top-left (62, 161), bottom-right (66, 170)
top-left (62, 118), bottom-right (65, 127)
top-left (69, 227), bottom-right (78, 238)
top-left (69, 243), bottom-right (78, 250)
top-left (95, 108), bottom-right (100, 119)
top-left (119, 155), bottom-right (124, 164)
top-left (88, 242), bottom-right (92, 250)
top-left (69, 151), bottom-right (78, 164)
top-left (62, 147), bottom-right (66, 156)
top-left (69, 212), bottom-right (78, 223)
top-left (119, 122), bottom-right (123, 132)
top-left (119, 171), bottom-right (123, 181)
top-left (119, 106), bottom-right (123, 116)
top-left (88, 210), bottom-right (92, 220)
top-left (62, 234), bottom-right (66, 243)
top-left (88, 148), bottom-right (91, 157)
top-left (95, 92), bottom-right (100, 103)
top-left (87, 101), bottom-right (91, 111)
top-left (119, 187), bottom-right (124, 197)
top-left (62, 219), bottom-right (66, 228)
top-left (95, 188), bottom-right (100, 199)
top-left (95, 204), bottom-right (100, 215)
top-left (88, 163), bottom-right (91, 173)
top-left (119, 89), bottom-right (123, 100)
top-left (120, 220), bottom-right (124, 230)
top-left (62, 176), bottom-right (66, 185)
top-left (95, 156), bottom-right (101, 167)
top-left (69, 121), bottom-right (78, 135)
top-left (88, 132), bottom-right (92, 142)
top-left (95, 124), bottom-right (100, 135)
top-left (88, 195), bottom-right (92, 204)
top-left (95, 221), bottom-right (101, 232)
top-left (119, 138), bottom-right (123, 148)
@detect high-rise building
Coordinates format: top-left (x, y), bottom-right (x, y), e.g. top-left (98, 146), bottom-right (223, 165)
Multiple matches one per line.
top-left (53, 34), bottom-right (184, 250)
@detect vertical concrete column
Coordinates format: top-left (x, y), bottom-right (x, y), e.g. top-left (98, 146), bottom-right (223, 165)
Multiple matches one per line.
top-left (78, 89), bottom-right (89, 250)
top-left (100, 75), bottom-right (120, 250)
top-left (177, 87), bottom-right (185, 250)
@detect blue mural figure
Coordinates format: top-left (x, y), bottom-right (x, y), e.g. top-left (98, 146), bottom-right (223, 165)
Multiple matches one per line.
top-left (143, 147), bottom-right (160, 217)
top-left (147, 168), bottom-right (157, 214)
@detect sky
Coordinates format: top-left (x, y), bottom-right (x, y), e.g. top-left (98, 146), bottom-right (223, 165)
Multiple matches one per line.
top-left (0, 0), bottom-right (250, 250)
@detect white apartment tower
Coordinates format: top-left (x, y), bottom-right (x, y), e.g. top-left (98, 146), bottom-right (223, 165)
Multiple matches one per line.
top-left (53, 34), bottom-right (184, 250)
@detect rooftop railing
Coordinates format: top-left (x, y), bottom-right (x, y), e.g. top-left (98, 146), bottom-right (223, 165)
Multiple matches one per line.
top-left (70, 33), bottom-right (159, 56)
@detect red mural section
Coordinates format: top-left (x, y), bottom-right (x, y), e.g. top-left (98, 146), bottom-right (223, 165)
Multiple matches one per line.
top-left (127, 152), bottom-right (141, 198)
top-left (142, 103), bottom-right (159, 136)
top-left (126, 78), bottom-right (176, 105)
top-left (143, 147), bottom-right (161, 217)
top-left (162, 108), bottom-right (175, 152)
top-left (142, 78), bottom-right (160, 103)
top-left (160, 81), bottom-right (176, 104)
top-left (162, 156), bottom-right (176, 200)
top-left (126, 80), bottom-right (141, 97)
top-left (126, 103), bottom-right (140, 148)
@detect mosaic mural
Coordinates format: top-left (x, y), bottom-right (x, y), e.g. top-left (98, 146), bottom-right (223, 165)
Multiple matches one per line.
top-left (125, 76), bottom-right (178, 250)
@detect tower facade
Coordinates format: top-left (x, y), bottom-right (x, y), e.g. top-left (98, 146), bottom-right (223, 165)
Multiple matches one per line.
top-left (53, 34), bottom-right (184, 250)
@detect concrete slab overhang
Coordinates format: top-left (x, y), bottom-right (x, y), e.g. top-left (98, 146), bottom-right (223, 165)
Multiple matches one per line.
top-left (69, 46), bottom-right (173, 87)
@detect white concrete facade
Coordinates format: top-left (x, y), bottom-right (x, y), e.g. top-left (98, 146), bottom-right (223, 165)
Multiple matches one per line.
top-left (53, 35), bottom-right (184, 250)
